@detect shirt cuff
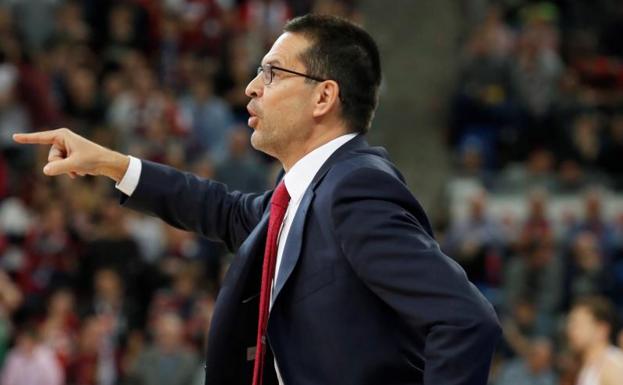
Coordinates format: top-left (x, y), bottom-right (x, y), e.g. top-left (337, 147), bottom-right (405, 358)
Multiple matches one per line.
top-left (115, 155), bottom-right (142, 196)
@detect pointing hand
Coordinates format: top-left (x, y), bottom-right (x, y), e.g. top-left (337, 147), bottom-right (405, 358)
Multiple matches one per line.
top-left (13, 128), bottom-right (130, 182)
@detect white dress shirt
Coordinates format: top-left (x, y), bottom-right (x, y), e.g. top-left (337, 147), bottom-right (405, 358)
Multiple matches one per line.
top-left (115, 132), bottom-right (358, 385)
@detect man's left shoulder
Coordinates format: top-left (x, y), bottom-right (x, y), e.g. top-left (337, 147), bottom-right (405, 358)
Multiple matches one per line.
top-left (323, 147), bottom-right (406, 188)
top-left (316, 149), bottom-right (427, 221)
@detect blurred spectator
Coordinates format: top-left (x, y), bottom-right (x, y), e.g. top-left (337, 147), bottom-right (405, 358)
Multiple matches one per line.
top-left (148, 262), bottom-right (212, 348)
top-left (566, 296), bottom-right (623, 385)
top-left (18, 202), bottom-right (79, 312)
top-left (82, 268), bottom-right (142, 347)
top-left (239, 0), bottom-right (291, 53)
top-left (564, 232), bottom-right (616, 308)
top-left (502, 298), bottom-right (540, 357)
top-left (220, 35), bottom-right (255, 122)
top-left (454, 136), bottom-right (495, 189)
top-left (513, 4), bottom-right (562, 150)
top-left (0, 195), bottom-right (33, 251)
top-left (17, 50), bottom-right (63, 129)
top-left (78, 197), bottom-right (147, 304)
top-left (158, 12), bottom-right (183, 90)
top-left (215, 126), bottom-right (268, 192)
top-left (563, 113), bottom-right (603, 169)
top-left (504, 239), bottom-right (562, 335)
top-left (495, 148), bottom-right (557, 192)
top-left (119, 330), bottom-right (145, 383)
top-left (129, 312), bottom-right (199, 385)
top-left (10, 0), bottom-right (59, 52)
top-left (598, 113), bottom-right (623, 187)
top-left (450, 4), bottom-right (518, 168)
top-left (68, 315), bottom-right (116, 385)
top-left (0, 326), bottom-right (64, 385)
top-left (160, 226), bottom-right (203, 268)
top-left (125, 211), bottom-right (167, 265)
top-left (515, 188), bottom-right (554, 254)
top-left (59, 66), bottom-right (105, 135)
top-left (76, 268), bottom-right (141, 384)
top-left (53, 1), bottom-right (90, 45)
top-left (164, 0), bottom-right (228, 57)
top-left (556, 159), bottom-right (596, 194)
top-left (107, 65), bottom-right (185, 158)
top-left (178, 75), bottom-right (234, 161)
top-left (566, 188), bottom-right (617, 259)
top-left (0, 63), bottom-right (30, 151)
top-left (39, 288), bottom-right (79, 374)
top-left (0, 270), bottom-right (22, 364)
top-left (495, 338), bottom-right (557, 385)
top-left (444, 189), bottom-right (503, 290)
top-left (101, 3), bottom-right (150, 65)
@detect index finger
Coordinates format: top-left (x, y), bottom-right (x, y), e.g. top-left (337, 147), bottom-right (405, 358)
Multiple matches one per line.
top-left (13, 130), bottom-right (61, 145)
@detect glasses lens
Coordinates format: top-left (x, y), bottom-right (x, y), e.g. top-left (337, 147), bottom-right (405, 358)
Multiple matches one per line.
top-left (257, 65), bottom-right (271, 85)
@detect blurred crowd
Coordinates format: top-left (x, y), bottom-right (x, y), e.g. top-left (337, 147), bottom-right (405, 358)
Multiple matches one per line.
top-left (0, 1), bottom-right (360, 385)
top-left (2, 0), bottom-right (622, 384)
top-left (451, 0), bottom-right (623, 192)
top-left (447, 1), bottom-right (623, 384)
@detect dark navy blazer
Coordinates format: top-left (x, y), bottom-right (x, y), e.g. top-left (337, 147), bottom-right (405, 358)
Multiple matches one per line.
top-left (121, 135), bottom-right (501, 385)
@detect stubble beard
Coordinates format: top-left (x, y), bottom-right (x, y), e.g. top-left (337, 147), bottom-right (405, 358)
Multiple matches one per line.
top-left (250, 115), bottom-right (307, 165)
top-left (250, 122), bottom-right (281, 159)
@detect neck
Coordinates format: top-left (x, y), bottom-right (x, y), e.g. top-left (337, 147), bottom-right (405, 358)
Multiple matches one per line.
top-left (584, 341), bottom-right (609, 364)
top-left (280, 125), bottom-right (351, 172)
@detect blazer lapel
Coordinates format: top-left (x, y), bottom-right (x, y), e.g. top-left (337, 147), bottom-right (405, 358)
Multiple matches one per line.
top-left (271, 134), bottom-right (372, 306)
top-left (272, 188), bottom-right (314, 304)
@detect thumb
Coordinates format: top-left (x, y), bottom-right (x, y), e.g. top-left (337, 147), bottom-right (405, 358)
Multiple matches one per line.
top-left (43, 157), bottom-right (79, 176)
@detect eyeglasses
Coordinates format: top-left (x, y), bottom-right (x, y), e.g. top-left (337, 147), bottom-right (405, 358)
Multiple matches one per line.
top-left (256, 63), bottom-right (326, 85)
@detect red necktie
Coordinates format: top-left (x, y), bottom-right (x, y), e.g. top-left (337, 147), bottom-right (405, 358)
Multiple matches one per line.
top-left (252, 181), bottom-right (290, 385)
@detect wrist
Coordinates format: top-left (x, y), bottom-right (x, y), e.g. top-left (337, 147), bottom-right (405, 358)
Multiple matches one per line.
top-left (101, 151), bottom-right (130, 183)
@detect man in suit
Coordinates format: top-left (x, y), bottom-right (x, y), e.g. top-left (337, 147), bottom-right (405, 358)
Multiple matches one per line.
top-left (14, 14), bottom-right (501, 385)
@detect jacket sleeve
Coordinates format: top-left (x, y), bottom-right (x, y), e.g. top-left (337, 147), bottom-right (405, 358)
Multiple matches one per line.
top-left (330, 167), bottom-right (501, 385)
top-left (120, 159), bottom-right (271, 252)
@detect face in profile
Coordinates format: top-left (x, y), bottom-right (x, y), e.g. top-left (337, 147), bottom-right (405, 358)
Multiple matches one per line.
top-left (245, 32), bottom-right (317, 159)
top-left (566, 306), bottom-right (603, 353)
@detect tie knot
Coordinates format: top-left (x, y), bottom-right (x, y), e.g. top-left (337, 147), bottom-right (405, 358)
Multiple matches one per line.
top-left (271, 181), bottom-right (290, 209)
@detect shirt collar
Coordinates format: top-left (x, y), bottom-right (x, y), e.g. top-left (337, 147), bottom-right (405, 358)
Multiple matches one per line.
top-left (284, 133), bottom-right (358, 205)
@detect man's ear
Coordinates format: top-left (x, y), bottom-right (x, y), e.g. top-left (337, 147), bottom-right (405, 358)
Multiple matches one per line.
top-left (312, 80), bottom-right (340, 118)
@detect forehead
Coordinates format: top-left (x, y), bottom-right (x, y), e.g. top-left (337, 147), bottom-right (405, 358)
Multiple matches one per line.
top-left (261, 32), bottom-right (311, 68)
top-left (569, 307), bottom-right (595, 323)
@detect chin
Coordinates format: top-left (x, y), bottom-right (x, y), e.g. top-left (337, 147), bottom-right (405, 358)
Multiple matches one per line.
top-left (250, 130), bottom-right (277, 158)
top-left (250, 131), bottom-right (267, 153)
top-left (250, 130), bottom-right (261, 150)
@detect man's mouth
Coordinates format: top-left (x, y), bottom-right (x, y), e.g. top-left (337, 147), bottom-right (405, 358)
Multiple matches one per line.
top-left (247, 104), bottom-right (259, 128)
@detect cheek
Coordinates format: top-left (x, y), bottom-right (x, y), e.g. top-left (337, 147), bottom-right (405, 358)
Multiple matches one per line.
top-left (571, 324), bottom-right (593, 345)
top-left (265, 89), bottom-right (311, 122)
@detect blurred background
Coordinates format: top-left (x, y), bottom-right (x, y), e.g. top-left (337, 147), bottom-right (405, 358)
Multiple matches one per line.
top-left (0, 0), bottom-right (621, 384)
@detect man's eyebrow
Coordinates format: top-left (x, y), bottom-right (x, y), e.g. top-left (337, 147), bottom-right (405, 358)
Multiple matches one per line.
top-left (262, 59), bottom-right (282, 66)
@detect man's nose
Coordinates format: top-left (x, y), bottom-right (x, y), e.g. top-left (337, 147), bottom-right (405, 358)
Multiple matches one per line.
top-left (245, 74), bottom-right (263, 98)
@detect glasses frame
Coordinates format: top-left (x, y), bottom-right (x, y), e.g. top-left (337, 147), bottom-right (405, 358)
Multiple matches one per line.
top-left (256, 63), bottom-right (327, 85)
